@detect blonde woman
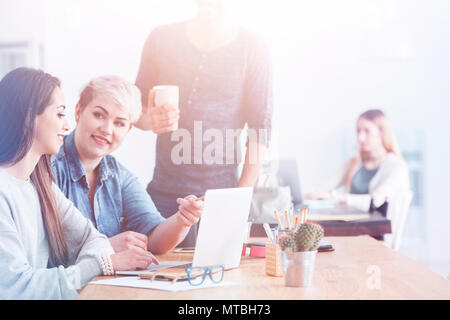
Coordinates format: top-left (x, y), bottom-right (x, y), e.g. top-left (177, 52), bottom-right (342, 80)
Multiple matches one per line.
top-left (51, 75), bottom-right (202, 256)
top-left (306, 109), bottom-right (410, 214)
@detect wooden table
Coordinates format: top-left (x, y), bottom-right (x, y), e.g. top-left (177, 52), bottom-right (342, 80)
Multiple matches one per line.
top-left (251, 213), bottom-right (391, 240)
top-left (79, 236), bottom-right (450, 300)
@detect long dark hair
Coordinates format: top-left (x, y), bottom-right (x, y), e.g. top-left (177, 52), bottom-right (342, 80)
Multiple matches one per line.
top-left (0, 67), bottom-right (68, 267)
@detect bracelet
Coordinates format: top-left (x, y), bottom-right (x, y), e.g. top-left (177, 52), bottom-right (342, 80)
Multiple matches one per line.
top-left (98, 253), bottom-right (115, 276)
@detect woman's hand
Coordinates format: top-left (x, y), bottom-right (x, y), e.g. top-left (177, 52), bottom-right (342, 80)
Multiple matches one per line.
top-left (335, 193), bottom-right (347, 204)
top-left (175, 195), bottom-right (203, 227)
top-left (110, 247), bottom-right (159, 271)
top-left (305, 191), bottom-right (347, 205)
top-left (109, 231), bottom-right (148, 253)
top-left (304, 191), bottom-right (333, 200)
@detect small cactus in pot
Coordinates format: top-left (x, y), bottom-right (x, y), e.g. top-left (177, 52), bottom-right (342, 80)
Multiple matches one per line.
top-left (279, 222), bottom-right (324, 252)
top-left (279, 236), bottom-right (298, 252)
top-left (279, 222), bottom-right (324, 287)
top-left (294, 223), bottom-right (324, 252)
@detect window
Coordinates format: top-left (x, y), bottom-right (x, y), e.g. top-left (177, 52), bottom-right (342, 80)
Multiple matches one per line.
top-left (0, 42), bottom-right (42, 79)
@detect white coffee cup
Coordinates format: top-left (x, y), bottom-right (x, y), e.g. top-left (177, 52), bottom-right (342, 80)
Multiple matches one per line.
top-left (153, 85), bottom-right (179, 109)
top-left (152, 85), bottom-right (180, 131)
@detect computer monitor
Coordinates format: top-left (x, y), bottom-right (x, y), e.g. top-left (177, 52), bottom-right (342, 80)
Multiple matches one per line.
top-left (277, 159), bottom-right (303, 207)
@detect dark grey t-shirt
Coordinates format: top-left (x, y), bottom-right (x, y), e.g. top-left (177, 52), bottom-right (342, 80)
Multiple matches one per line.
top-left (136, 21), bottom-right (273, 196)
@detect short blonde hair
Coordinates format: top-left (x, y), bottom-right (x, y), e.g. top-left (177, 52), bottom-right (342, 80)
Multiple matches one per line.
top-left (78, 75), bottom-right (142, 123)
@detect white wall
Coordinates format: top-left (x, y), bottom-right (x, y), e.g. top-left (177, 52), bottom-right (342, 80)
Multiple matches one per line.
top-left (0, 0), bottom-right (45, 41)
top-left (1, 0), bottom-right (449, 276)
top-left (0, 0), bottom-right (45, 70)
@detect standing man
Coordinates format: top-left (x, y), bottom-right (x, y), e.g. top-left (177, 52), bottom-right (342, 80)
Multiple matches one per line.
top-left (135, 0), bottom-right (273, 247)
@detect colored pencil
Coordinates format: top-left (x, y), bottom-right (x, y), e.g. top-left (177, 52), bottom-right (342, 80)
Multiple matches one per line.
top-left (285, 210), bottom-right (291, 230)
top-left (275, 210), bottom-right (283, 229)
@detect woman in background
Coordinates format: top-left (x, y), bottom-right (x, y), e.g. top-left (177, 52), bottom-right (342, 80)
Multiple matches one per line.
top-left (306, 109), bottom-right (410, 215)
top-left (0, 68), bottom-right (157, 300)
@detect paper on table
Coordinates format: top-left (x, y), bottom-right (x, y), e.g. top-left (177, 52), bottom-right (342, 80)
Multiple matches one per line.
top-left (304, 202), bottom-right (371, 221)
top-left (308, 212), bottom-right (371, 222)
top-left (89, 276), bottom-right (239, 292)
top-left (115, 261), bottom-right (192, 276)
top-left (303, 200), bottom-right (338, 209)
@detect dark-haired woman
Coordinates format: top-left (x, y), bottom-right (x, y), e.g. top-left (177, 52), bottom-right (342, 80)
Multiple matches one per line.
top-left (0, 68), bottom-right (156, 299)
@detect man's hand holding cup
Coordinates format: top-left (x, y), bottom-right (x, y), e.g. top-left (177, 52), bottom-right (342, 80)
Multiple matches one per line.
top-left (148, 85), bottom-right (180, 135)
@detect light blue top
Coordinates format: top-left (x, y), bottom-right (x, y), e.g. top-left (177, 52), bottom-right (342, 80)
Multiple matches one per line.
top-left (350, 165), bottom-right (380, 195)
top-left (51, 131), bottom-right (166, 238)
top-left (0, 168), bottom-right (113, 300)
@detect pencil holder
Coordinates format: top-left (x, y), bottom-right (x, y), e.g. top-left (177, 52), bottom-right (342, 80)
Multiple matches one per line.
top-left (265, 243), bottom-right (283, 277)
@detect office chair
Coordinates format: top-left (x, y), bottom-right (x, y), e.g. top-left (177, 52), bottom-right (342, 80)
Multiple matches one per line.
top-left (385, 191), bottom-right (414, 251)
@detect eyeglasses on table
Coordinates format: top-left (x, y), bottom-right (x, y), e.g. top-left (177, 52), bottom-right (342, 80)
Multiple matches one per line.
top-left (185, 265), bottom-right (225, 286)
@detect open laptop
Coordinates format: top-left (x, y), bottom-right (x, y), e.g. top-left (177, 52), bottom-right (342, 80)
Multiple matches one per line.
top-left (116, 187), bottom-right (254, 275)
top-left (192, 187), bottom-right (254, 270)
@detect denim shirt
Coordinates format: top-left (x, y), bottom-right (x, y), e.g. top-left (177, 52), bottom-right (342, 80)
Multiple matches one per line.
top-left (51, 131), bottom-right (165, 238)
